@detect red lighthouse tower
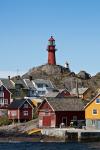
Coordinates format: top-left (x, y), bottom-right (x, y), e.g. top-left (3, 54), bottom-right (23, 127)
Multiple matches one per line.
top-left (47, 36), bottom-right (57, 65)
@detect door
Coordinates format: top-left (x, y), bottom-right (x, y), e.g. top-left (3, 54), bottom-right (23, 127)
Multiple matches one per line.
top-left (62, 117), bottom-right (67, 126)
top-left (43, 116), bottom-right (51, 127)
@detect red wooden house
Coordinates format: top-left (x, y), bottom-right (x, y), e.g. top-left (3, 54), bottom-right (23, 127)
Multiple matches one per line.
top-left (38, 97), bottom-right (87, 128)
top-left (0, 85), bottom-right (12, 116)
top-left (57, 89), bottom-right (70, 97)
top-left (45, 89), bottom-right (70, 98)
top-left (8, 99), bottom-right (35, 122)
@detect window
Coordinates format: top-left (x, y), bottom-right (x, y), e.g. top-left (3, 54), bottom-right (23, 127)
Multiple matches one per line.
top-left (24, 103), bottom-right (28, 108)
top-left (12, 111), bottom-right (17, 117)
top-left (45, 109), bottom-right (49, 115)
top-left (92, 109), bottom-right (97, 115)
top-left (96, 98), bottom-right (100, 103)
top-left (37, 84), bottom-right (43, 88)
top-left (0, 86), bottom-right (3, 91)
top-left (23, 111), bottom-right (28, 116)
top-left (92, 120), bottom-right (96, 125)
top-left (0, 91), bottom-right (4, 97)
top-left (62, 117), bottom-right (67, 126)
top-left (45, 84), bottom-right (49, 87)
top-left (4, 99), bottom-right (8, 104)
top-left (41, 91), bottom-right (45, 95)
top-left (38, 91), bottom-right (45, 95)
top-left (73, 116), bottom-right (77, 120)
top-left (0, 98), bottom-right (4, 105)
top-left (15, 90), bottom-right (20, 96)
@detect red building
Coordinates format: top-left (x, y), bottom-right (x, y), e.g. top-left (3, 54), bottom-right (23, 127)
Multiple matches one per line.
top-left (8, 99), bottom-right (35, 122)
top-left (0, 85), bottom-right (12, 108)
top-left (0, 84), bottom-right (12, 116)
top-left (45, 89), bottom-right (70, 98)
top-left (47, 36), bottom-right (57, 65)
top-left (38, 97), bottom-right (86, 128)
top-left (57, 89), bottom-right (70, 97)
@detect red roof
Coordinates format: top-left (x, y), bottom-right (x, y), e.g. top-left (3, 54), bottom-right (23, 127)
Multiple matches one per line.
top-left (48, 36), bottom-right (55, 41)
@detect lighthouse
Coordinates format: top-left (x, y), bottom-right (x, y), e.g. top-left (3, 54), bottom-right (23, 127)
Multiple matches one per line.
top-left (47, 36), bottom-right (57, 65)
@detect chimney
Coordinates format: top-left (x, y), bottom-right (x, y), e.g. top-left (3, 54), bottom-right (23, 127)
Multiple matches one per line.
top-left (17, 75), bottom-right (20, 79)
top-left (29, 76), bottom-right (32, 81)
top-left (8, 76), bottom-right (10, 80)
top-left (76, 79), bottom-right (79, 98)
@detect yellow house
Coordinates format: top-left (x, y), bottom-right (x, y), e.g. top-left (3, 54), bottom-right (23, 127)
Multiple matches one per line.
top-left (85, 93), bottom-right (100, 129)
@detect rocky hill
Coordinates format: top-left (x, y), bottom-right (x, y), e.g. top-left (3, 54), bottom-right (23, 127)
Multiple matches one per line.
top-left (22, 64), bottom-right (100, 97)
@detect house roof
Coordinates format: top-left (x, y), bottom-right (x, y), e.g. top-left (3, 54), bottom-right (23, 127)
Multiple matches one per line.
top-left (70, 87), bottom-right (88, 95)
top-left (12, 77), bottom-right (28, 89)
top-left (8, 99), bottom-right (34, 109)
top-left (0, 84), bottom-right (12, 94)
top-left (45, 92), bottom-right (59, 98)
top-left (33, 79), bottom-right (54, 88)
top-left (0, 79), bottom-right (15, 89)
top-left (84, 93), bottom-right (100, 109)
top-left (44, 97), bottom-right (87, 111)
top-left (59, 89), bottom-right (70, 93)
top-left (23, 79), bottom-right (36, 90)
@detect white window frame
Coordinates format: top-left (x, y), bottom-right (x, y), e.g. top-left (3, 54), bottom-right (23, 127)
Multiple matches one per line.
top-left (96, 98), bottom-right (100, 104)
top-left (73, 116), bottom-right (77, 120)
top-left (45, 109), bottom-right (49, 115)
top-left (92, 109), bottom-right (98, 115)
top-left (11, 111), bottom-right (17, 117)
top-left (23, 111), bottom-right (28, 116)
top-left (0, 98), bottom-right (4, 105)
top-left (24, 103), bottom-right (28, 108)
top-left (4, 99), bottom-right (8, 104)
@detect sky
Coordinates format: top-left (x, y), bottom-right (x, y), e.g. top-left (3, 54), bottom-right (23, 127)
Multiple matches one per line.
top-left (0, 0), bottom-right (100, 78)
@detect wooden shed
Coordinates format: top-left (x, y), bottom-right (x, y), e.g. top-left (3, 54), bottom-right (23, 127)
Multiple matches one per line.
top-left (38, 97), bottom-right (87, 128)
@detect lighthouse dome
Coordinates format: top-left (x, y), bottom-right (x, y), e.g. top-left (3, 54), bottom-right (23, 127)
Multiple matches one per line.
top-left (64, 61), bottom-right (69, 69)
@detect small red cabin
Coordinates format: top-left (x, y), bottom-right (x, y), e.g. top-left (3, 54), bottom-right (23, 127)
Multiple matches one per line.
top-left (57, 89), bottom-right (70, 97)
top-left (0, 84), bottom-right (12, 108)
top-left (8, 99), bottom-right (35, 122)
top-left (38, 97), bottom-right (86, 128)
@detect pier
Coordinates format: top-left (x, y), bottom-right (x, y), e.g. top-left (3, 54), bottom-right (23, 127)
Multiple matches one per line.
top-left (41, 128), bottom-right (100, 141)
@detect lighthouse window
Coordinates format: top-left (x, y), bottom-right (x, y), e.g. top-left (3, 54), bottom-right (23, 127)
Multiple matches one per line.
top-left (48, 41), bottom-right (51, 45)
top-left (53, 41), bottom-right (55, 45)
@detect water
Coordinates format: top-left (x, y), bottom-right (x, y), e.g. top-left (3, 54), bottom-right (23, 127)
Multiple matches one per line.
top-left (0, 142), bottom-right (100, 150)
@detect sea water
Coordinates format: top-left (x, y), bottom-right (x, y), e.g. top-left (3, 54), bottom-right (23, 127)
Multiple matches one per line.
top-left (0, 142), bottom-right (100, 150)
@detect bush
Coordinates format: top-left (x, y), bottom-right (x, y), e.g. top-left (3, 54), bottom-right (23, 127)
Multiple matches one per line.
top-left (0, 117), bottom-right (12, 126)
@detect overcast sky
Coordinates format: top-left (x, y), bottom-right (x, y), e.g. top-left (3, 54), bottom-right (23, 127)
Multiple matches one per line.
top-left (0, 0), bottom-right (100, 78)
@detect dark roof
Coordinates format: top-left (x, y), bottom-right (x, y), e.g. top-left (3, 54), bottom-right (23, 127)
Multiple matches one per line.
top-left (8, 99), bottom-right (34, 109)
top-left (0, 79), bottom-right (15, 89)
top-left (45, 97), bottom-right (87, 111)
top-left (0, 84), bottom-right (11, 93)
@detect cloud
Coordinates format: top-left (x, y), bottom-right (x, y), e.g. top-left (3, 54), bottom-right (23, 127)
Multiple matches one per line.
top-left (0, 71), bottom-right (25, 78)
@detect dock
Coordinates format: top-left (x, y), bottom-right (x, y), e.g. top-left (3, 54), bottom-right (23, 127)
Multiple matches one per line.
top-left (41, 128), bottom-right (100, 141)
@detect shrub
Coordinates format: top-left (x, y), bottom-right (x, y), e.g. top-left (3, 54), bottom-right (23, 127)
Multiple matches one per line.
top-left (0, 117), bottom-right (12, 126)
